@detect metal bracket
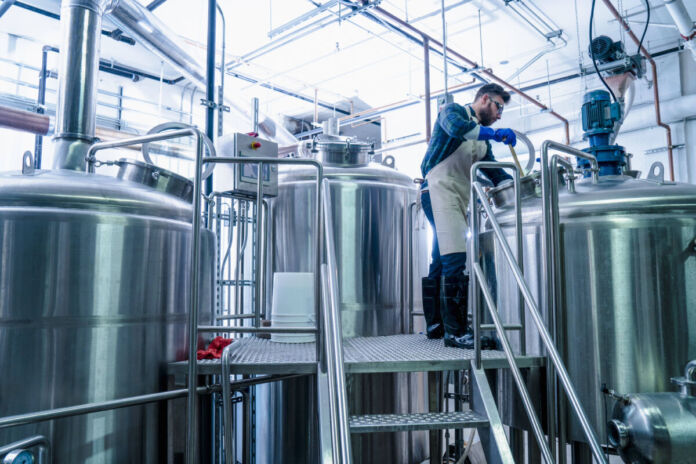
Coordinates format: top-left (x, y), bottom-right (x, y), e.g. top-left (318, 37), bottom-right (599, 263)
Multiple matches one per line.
top-left (21, 151), bottom-right (35, 175)
top-left (646, 161), bottom-right (666, 183)
top-left (644, 143), bottom-right (685, 155)
top-left (218, 103), bottom-right (230, 113)
top-left (200, 98), bottom-right (218, 109)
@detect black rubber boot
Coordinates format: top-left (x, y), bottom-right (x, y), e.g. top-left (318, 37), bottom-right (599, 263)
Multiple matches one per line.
top-left (421, 277), bottom-right (444, 339)
top-left (440, 274), bottom-right (474, 349)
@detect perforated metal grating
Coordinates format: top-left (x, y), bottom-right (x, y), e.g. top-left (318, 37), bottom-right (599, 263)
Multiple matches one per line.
top-left (169, 334), bottom-right (543, 376)
top-left (349, 411), bottom-right (489, 433)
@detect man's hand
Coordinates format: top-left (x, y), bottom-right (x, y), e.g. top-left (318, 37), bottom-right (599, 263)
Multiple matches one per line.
top-left (493, 128), bottom-right (516, 146)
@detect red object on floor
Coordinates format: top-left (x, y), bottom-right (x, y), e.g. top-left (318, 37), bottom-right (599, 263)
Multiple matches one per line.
top-left (197, 336), bottom-right (234, 360)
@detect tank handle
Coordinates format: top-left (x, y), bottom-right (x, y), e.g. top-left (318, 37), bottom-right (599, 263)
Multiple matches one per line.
top-left (141, 122), bottom-right (216, 181)
top-left (22, 151), bottom-right (35, 175)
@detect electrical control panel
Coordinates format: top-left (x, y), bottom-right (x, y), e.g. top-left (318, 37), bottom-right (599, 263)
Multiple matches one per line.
top-left (213, 132), bottom-right (278, 197)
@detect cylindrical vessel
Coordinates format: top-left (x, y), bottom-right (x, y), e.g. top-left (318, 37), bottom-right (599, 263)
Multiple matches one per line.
top-left (610, 392), bottom-right (696, 463)
top-left (256, 136), bottom-right (428, 463)
top-left (0, 168), bottom-right (214, 462)
top-left (482, 174), bottom-right (696, 443)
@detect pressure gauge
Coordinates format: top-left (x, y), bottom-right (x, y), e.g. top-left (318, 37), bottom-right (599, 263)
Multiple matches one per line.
top-left (2, 450), bottom-right (34, 464)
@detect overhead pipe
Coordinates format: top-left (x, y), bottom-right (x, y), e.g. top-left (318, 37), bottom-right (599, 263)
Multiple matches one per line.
top-left (106, 0), bottom-right (296, 145)
top-left (371, 6), bottom-right (571, 144)
top-left (664, 0), bottom-right (696, 60)
top-left (0, 0), bottom-right (16, 18)
top-left (601, 0), bottom-right (675, 181)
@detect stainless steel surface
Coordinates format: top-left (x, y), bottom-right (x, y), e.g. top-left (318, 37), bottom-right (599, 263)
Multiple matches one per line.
top-left (472, 263), bottom-right (553, 464)
top-left (0, 435), bottom-right (49, 464)
top-left (264, 154), bottom-right (424, 463)
top-left (349, 411), bottom-right (488, 433)
top-left (115, 158), bottom-right (194, 202)
top-left (53, 0), bottom-right (115, 170)
top-left (0, 168), bottom-right (215, 462)
top-left (322, 181), bottom-right (352, 463)
top-left (485, 140), bottom-right (696, 451)
top-left (610, 393), bottom-right (696, 463)
top-left (168, 334), bottom-right (544, 377)
top-left (472, 177), bottom-right (607, 463)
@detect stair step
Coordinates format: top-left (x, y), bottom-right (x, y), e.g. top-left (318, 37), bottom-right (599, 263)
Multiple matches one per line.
top-left (349, 411), bottom-right (489, 434)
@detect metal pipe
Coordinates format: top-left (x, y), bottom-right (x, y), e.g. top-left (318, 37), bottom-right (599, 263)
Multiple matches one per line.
top-left (0, 104), bottom-right (51, 135)
top-left (321, 181), bottom-right (352, 463)
top-left (199, 326), bottom-right (317, 334)
top-left (440, 0), bottom-right (448, 102)
top-left (0, 0), bottom-right (16, 18)
top-left (205, 0), bottom-right (216, 199)
top-left (0, 435), bottom-right (49, 464)
top-left (33, 45), bottom-right (57, 168)
top-left (0, 387), bottom-right (210, 429)
top-left (52, 0), bottom-right (116, 171)
top-left (473, 180), bottom-right (606, 463)
top-left (372, 6), bottom-right (571, 144)
top-left (255, 168), bottom-right (264, 328)
top-left (470, 161), bottom-right (522, 366)
top-left (407, 201), bottom-right (416, 333)
top-left (472, 262), bottom-right (553, 463)
top-left (664, 0), bottom-right (696, 60)
top-left (601, 0), bottom-right (674, 180)
top-left (216, 2), bottom-right (226, 138)
top-left (423, 37), bottom-right (432, 142)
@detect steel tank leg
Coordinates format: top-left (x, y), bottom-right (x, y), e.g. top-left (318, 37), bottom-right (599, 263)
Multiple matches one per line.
top-left (527, 430), bottom-right (541, 463)
top-left (428, 372), bottom-right (442, 464)
top-left (509, 427), bottom-right (525, 463)
top-left (571, 441), bottom-right (592, 464)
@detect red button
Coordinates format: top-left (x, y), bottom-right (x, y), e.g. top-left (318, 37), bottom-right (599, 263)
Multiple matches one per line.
top-left (251, 142), bottom-right (262, 149)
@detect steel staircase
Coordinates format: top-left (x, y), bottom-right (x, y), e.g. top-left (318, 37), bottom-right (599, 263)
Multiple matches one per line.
top-left (176, 141), bottom-right (608, 463)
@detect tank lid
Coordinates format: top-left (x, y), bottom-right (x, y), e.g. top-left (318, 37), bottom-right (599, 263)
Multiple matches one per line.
top-left (115, 158), bottom-right (194, 202)
top-left (309, 134), bottom-right (373, 167)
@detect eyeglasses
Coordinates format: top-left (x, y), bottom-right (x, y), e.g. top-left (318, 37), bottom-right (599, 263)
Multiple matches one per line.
top-left (491, 99), bottom-right (504, 115)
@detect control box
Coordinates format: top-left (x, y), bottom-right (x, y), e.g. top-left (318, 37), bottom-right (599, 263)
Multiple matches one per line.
top-left (213, 132), bottom-right (278, 197)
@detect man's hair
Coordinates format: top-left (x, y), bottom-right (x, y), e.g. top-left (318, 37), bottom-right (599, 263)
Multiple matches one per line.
top-left (474, 83), bottom-right (511, 104)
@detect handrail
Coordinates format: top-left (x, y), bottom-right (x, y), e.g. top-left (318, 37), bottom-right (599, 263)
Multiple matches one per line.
top-left (471, 262), bottom-right (553, 464)
top-left (469, 161), bottom-right (524, 367)
top-left (321, 180), bottom-right (353, 464)
top-left (470, 179), bottom-right (607, 464)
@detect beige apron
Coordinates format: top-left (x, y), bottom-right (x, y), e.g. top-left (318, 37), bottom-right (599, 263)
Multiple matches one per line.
top-left (425, 108), bottom-right (488, 255)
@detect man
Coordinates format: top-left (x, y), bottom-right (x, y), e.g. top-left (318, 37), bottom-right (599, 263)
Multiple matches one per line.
top-left (420, 83), bottom-right (516, 349)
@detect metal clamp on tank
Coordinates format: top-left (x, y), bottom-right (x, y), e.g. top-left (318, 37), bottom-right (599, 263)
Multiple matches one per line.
top-left (607, 360), bottom-right (696, 463)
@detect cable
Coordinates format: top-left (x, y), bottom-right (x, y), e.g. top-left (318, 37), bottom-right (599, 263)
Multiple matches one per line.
top-left (590, 0), bottom-right (618, 102)
top-left (637, 0), bottom-right (650, 54)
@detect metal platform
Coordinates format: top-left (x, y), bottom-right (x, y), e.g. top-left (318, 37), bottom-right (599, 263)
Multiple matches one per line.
top-left (169, 334), bottom-right (545, 376)
top-left (349, 411), bottom-right (489, 433)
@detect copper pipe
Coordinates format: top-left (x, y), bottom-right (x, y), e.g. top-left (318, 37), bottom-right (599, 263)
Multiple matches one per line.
top-left (373, 6), bottom-right (571, 144)
top-left (601, 0), bottom-right (674, 181)
top-left (0, 105), bottom-right (51, 135)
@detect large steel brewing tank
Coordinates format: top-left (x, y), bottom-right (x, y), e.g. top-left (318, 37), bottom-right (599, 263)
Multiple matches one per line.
top-left (256, 135), bottom-right (428, 463)
top-left (481, 172), bottom-right (696, 443)
top-left (0, 166), bottom-right (214, 462)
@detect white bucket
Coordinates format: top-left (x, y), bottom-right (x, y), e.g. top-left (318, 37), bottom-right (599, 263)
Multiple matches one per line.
top-left (270, 272), bottom-right (315, 343)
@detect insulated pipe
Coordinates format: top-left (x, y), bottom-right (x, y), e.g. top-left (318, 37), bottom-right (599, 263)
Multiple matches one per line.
top-left (664, 0), bottom-right (696, 59)
top-left (602, 0), bottom-right (675, 180)
top-left (107, 0), bottom-right (297, 146)
top-left (372, 6), bottom-right (571, 144)
top-left (53, 0), bottom-right (117, 171)
top-left (0, 105), bottom-right (52, 135)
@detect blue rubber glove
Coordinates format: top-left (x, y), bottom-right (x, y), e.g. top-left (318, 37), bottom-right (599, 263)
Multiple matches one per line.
top-left (477, 126), bottom-right (495, 141)
top-left (493, 128), bottom-right (517, 146)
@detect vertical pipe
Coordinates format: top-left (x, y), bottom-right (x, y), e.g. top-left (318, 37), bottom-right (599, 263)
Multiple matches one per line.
top-left (186, 132), bottom-right (205, 464)
top-left (252, 97), bottom-right (259, 134)
top-left (440, 0), bottom-right (448, 103)
top-left (255, 165), bottom-right (264, 328)
top-left (216, 2), bottom-right (226, 138)
top-left (205, 0), bottom-right (216, 196)
top-left (53, 0), bottom-right (111, 171)
top-left (423, 37), bottom-right (432, 142)
top-left (34, 45), bottom-right (55, 169)
top-left (116, 85), bottom-right (124, 130)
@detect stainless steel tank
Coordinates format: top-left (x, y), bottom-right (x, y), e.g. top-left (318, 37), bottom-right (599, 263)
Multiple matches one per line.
top-left (0, 166), bottom-right (214, 462)
top-left (256, 135), bottom-right (428, 463)
top-left (482, 172), bottom-right (696, 444)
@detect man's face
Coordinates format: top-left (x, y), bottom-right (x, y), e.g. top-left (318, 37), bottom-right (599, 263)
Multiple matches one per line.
top-left (479, 94), bottom-right (504, 126)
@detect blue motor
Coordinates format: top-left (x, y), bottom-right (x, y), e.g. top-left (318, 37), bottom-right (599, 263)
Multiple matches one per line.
top-left (578, 89), bottom-right (628, 176)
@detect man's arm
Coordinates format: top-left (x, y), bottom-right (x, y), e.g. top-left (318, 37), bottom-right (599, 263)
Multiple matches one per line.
top-left (479, 143), bottom-right (513, 187)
